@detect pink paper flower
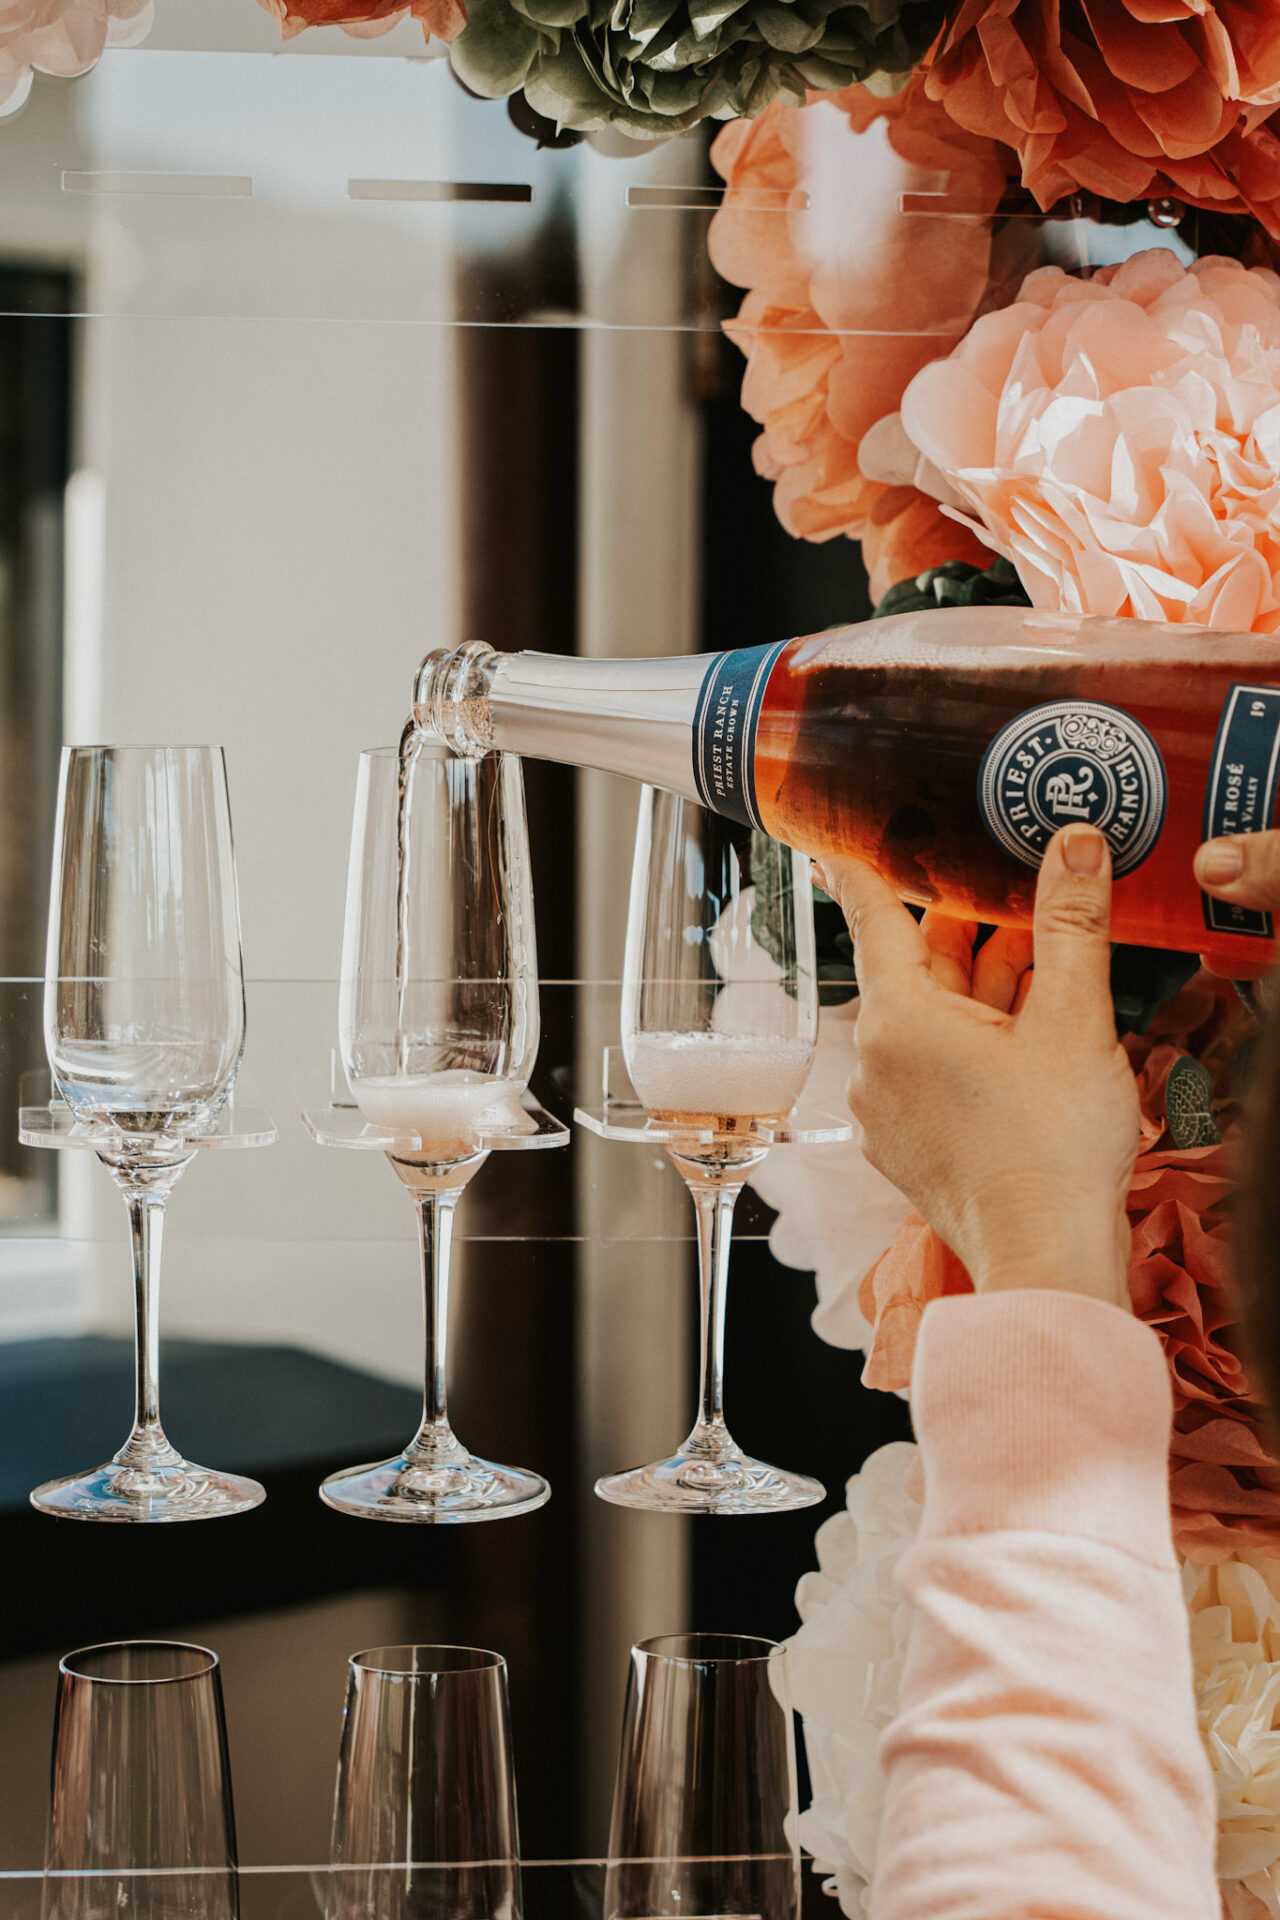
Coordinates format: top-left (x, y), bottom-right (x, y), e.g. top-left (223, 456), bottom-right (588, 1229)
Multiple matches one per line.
top-left (0, 0), bottom-right (152, 116)
top-left (902, 249), bottom-right (1280, 631)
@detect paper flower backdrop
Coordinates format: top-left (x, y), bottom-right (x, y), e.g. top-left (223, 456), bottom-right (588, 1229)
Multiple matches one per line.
top-left (0, 0), bottom-right (152, 117)
top-left (926, 0), bottom-right (1280, 240)
top-left (902, 250), bottom-right (1280, 629)
top-left (707, 76), bottom-right (1009, 600)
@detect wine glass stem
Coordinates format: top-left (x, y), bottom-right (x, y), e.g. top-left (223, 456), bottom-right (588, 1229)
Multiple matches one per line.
top-left (688, 1178), bottom-right (742, 1455)
top-left (118, 1189), bottom-right (178, 1469)
top-left (411, 1190), bottom-right (461, 1458)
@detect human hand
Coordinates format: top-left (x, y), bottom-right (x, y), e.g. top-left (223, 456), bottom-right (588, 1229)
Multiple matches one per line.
top-left (819, 825), bottom-right (1139, 1306)
top-left (1195, 833), bottom-right (1280, 929)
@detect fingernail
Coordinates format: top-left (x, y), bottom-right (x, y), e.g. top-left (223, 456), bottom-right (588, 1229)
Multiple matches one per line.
top-left (1196, 839), bottom-right (1244, 886)
top-left (1062, 826), bottom-right (1106, 876)
top-left (811, 861), bottom-right (830, 895)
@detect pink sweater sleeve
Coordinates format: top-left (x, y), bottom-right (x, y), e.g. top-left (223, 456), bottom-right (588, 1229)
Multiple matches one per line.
top-left (869, 1290), bottom-right (1220, 1920)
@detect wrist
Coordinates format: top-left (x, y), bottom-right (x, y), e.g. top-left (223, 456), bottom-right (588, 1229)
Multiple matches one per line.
top-left (972, 1255), bottom-right (1130, 1307)
top-left (951, 1186), bottom-right (1131, 1309)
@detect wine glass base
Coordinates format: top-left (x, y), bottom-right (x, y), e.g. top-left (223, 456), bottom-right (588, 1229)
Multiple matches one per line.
top-left (319, 1451), bottom-right (550, 1523)
top-left (595, 1450), bottom-right (825, 1516)
top-left (30, 1459), bottom-right (266, 1523)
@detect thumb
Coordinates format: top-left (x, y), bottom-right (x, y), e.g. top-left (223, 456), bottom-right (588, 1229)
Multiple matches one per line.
top-left (1194, 830), bottom-right (1280, 913)
top-left (1024, 825), bottom-right (1114, 1038)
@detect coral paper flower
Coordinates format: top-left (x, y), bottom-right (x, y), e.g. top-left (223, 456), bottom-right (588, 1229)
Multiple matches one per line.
top-left (1125, 1143), bottom-right (1280, 1563)
top-left (258, 0), bottom-right (464, 41)
top-left (0, 0), bottom-right (152, 116)
top-left (925, 0), bottom-right (1280, 238)
top-left (708, 78), bottom-right (1005, 601)
top-left (902, 250), bottom-right (1280, 631)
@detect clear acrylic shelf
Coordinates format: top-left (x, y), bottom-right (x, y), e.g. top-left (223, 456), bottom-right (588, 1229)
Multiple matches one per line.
top-left (18, 1097), bottom-right (278, 1154)
top-left (302, 1092), bottom-right (569, 1156)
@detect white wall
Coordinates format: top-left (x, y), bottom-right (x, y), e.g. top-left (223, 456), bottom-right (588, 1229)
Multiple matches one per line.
top-left (0, 14), bottom-right (713, 1385)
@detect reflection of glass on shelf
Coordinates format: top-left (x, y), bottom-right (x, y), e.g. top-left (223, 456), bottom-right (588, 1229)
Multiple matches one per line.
top-left (0, 268), bottom-right (72, 1245)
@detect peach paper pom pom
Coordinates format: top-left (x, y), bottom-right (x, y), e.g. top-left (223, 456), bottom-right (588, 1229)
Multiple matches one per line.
top-left (0, 0), bottom-right (153, 117)
top-left (902, 249), bottom-right (1280, 631)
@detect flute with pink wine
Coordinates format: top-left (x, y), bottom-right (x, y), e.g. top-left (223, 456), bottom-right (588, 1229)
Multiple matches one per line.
top-left (413, 607), bottom-right (1280, 970)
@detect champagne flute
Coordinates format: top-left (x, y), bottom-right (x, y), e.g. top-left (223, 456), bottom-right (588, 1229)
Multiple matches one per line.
top-left (44, 1640), bottom-right (239, 1920)
top-left (605, 1632), bottom-right (800, 1920)
top-left (328, 1645), bottom-right (521, 1920)
top-left (321, 739), bottom-right (547, 1521)
top-left (596, 789), bottom-right (823, 1514)
top-left (31, 746), bottom-right (264, 1522)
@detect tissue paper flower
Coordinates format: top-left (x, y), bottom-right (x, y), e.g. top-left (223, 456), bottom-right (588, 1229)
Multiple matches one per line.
top-left (258, 0), bottom-right (464, 39)
top-left (707, 77), bottom-right (1006, 598)
top-left (0, 0), bottom-right (152, 116)
top-left (787, 1441), bottom-right (922, 1916)
top-left (1125, 1143), bottom-right (1280, 1563)
top-left (925, 0), bottom-right (1280, 237)
top-left (901, 250), bottom-right (1280, 630)
top-left (1185, 1556), bottom-right (1280, 1915)
top-left (750, 1002), bottom-right (914, 1351)
top-left (448, 0), bottom-right (945, 142)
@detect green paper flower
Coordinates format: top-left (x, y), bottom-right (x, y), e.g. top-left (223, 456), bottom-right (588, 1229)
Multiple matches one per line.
top-left (449, 0), bottom-right (945, 138)
top-left (872, 555), bottom-right (1031, 620)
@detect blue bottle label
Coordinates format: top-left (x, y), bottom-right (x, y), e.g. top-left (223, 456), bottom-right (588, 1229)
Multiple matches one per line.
top-left (977, 699), bottom-right (1167, 878)
top-left (692, 643), bottom-right (787, 830)
top-left (1201, 683), bottom-right (1280, 939)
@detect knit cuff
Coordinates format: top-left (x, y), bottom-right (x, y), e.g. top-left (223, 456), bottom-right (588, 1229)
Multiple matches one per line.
top-left (911, 1290), bottom-right (1176, 1569)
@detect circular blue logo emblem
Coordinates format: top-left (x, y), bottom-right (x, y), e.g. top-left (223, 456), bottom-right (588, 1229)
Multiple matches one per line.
top-left (978, 700), bottom-right (1167, 878)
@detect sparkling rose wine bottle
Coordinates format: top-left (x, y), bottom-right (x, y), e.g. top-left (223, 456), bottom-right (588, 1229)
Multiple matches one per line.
top-left (413, 606), bottom-right (1280, 968)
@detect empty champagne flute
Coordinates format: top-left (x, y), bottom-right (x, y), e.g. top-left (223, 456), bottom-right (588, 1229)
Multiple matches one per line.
top-left (31, 746), bottom-right (264, 1522)
top-left (44, 1640), bottom-right (239, 1920)
top-left (595, 790), bottom-right (823, 1514)
top-left (605, 1633), bottom-right (799, 1920)
top-left (320, 739), bottom-right (547, 1520)
top-left (328, 1645), bottom-right (521, 1920)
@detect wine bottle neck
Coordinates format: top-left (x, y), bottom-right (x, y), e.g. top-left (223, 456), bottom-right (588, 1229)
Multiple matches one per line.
top-left (414, 644), bottom-right (709, 799)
